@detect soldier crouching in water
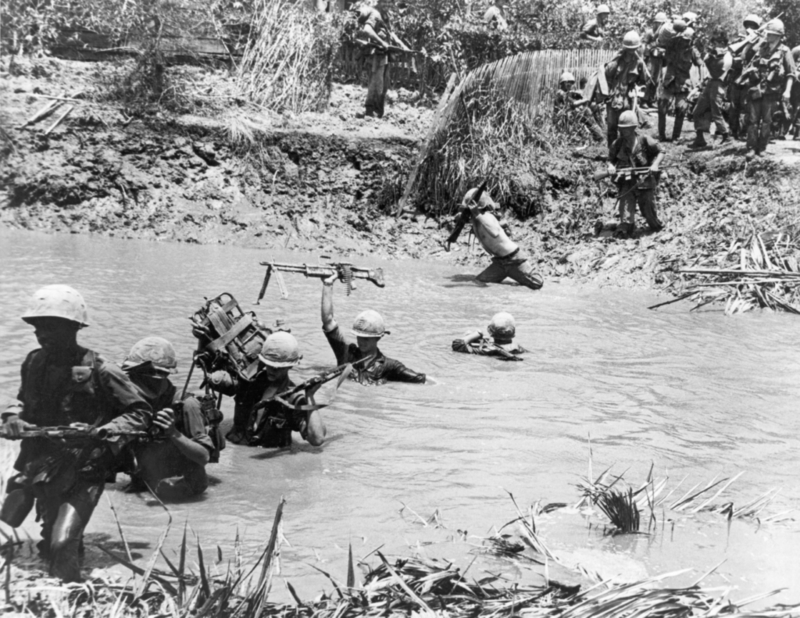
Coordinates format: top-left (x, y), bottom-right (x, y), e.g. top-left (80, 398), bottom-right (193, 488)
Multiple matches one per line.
top-left (320, 278), bottom-right (426, 384)
top-left (1, 285), bottom-right (151, 582)
top-left (212, 332), bottom-right (326, 448)
top-left (121, 337), bottom-right (217, 501)
top-left (452, 313), bottom-right (526, 361)
top-left (450, 188), bottom-right (544, 290)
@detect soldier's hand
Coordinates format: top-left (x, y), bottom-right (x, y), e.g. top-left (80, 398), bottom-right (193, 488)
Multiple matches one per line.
top-left (650, 162), bottom-right (660, 173)
top-left (3, 415), bottom-right (31, 438)
top-left (323, 273), bottom-right (337, 287)
top-left (153, 408), bottom-right (179, 438)
top-left (607, 163), bottom-right (616, 176)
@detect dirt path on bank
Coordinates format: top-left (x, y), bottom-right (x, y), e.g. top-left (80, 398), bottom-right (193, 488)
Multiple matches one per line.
top-left (2, 57), bottom-right (800, 297)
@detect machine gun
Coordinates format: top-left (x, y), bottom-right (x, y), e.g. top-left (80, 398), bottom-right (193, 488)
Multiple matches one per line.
top-left (729, 13), bottom-right (783, 56)
top-left (0, 425), bottom-right (151, 441)
top-left (445, 179), bottom-right (489, 252)
top-left (256, 259), bottom-right (385, 303)
top-left (253, 359), bottom-right (367, 414)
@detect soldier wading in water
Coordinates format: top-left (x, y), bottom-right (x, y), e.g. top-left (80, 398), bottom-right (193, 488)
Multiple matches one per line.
top-left (1, 285), bottom-right (151, 582)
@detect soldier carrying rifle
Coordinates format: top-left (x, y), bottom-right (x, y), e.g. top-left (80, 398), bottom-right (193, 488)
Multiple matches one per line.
top-left (353, 0), bottom-right (412, 119)
top-left (600, 110), bottom-right (665, 237)
top-left (121, 337), bottom-right (221, 502)
top-left (1, 285), bottom-right (151, 582)
top-left (737, 19), bottom-right (796, 155)
top-left (209, 332), bottom-right (328, 448)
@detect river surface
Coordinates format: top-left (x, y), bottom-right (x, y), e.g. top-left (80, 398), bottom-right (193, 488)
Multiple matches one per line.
top-left (1, 228), bottom-right (798, 605)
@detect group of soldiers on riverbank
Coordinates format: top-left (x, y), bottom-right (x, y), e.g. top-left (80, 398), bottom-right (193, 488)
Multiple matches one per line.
top-left (567, 8), bottom-right (799, 155)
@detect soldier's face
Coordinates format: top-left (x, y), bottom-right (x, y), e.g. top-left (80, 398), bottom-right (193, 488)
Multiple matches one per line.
top-left (30, 317), bottom-right (80, 352)
top-left (766, 33), bottom-right (781, 46)
top-left (265, 365), bottom-right (290, 382)
top-left (620, 126), bottom-right (637, 144)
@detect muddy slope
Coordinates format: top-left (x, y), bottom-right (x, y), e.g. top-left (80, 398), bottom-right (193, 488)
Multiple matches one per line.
top-left (2, 57), bottom-right (800, 293)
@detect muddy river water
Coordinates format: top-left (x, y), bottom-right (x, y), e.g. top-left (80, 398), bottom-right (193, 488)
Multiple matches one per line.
top-left (1, 228), bottom-right (799, 604)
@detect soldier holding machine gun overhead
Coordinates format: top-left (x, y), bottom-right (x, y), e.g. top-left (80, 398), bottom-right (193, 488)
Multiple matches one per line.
top-left (1, 285), bottom-right (151, 582)
top-left (320, 276), bottom-right (426, 385)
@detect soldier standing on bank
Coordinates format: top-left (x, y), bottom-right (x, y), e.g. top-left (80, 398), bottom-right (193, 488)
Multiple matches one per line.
top-left (739, 19), bottom-right (796, 155)
top-left (643, 11), bottom-right (668, 108)
top-left (728, 14), bottom-right (764, 140)
top-left (353, 0), bottom-right (410, 119)
top-left (657, 19), bottom-right (702, 142)
top-left (691, 29), bottom-right (732, 148)
top-left (606, 110), bottom-right (665, 237)
top-left (1, 285), bottom-right (151, 582)
top-left (604, 30), bottom-right (648, 148)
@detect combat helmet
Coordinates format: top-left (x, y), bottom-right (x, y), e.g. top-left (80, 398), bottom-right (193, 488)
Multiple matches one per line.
top-left (596, 4), bottom-right (610, 15)
top-left (352, 310), bottom-right (389, 338)
top-left (653, 11), bottom-right (667, 23)
top-left (488, 312), bottom-right (516, 341)
top-left (259, 332), bottom-right (302, 367)
top-left (764, 18), bottom-right (784, 37)
top-left (559, 71), bottom-right (576, 84)
top-left (122, 336), bottom-right (178, 373)
top-left (622, 30), bottom-right (641, 49)
top-left (618, 110), bottom-right (638, 127)
top-left (743, 14), bottom-right (762, 30)
top-left (22, 284), bottom-right (89, 327)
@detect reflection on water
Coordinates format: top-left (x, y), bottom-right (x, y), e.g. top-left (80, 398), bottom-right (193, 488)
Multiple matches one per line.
top-left (0, 229), bottom-right (799, 603)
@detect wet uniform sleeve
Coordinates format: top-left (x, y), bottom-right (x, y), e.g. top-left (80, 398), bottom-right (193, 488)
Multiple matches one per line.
top-left (581, 19), bottom-right (598, 40)
top-left (384, 358), bottom-right (426, 383)
top-left (3, 352), bottom-right (33, 420)
top-left (179, 397), bottom-right (215, 455)
top-left (452, 339), bottom-right (475, 354)
top-left (97, 362), bottom-right (152, 433)
top-left (608, 138), bottom-right (621, 163)
top-left (324, 324), bottom-right (352, 365)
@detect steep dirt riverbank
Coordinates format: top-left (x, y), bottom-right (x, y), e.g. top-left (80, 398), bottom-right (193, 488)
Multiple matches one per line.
top-left (2, 57), bottom-right (800, 294)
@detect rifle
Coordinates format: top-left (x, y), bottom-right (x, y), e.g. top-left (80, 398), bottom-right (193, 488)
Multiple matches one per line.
top-left (255, 260), bottom-right (385, 303)
top-left (445, 179), bottom-right (489, 252)
top-left (593, 165), bottom-right (673, 182)
top-left (362, 41), bottom-right (421, 55)
top-left (729, 13), bottom-right (783, 56)
top-left (477, 338), bottom-right (522, 362)
top-left (253, 359), bottom-right (367, 414)
top-left (0, 425), bottom-right (151, 441)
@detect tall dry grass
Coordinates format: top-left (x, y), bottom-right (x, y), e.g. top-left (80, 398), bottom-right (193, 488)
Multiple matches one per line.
top-left (237, 0), bottom-right (344, 113)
